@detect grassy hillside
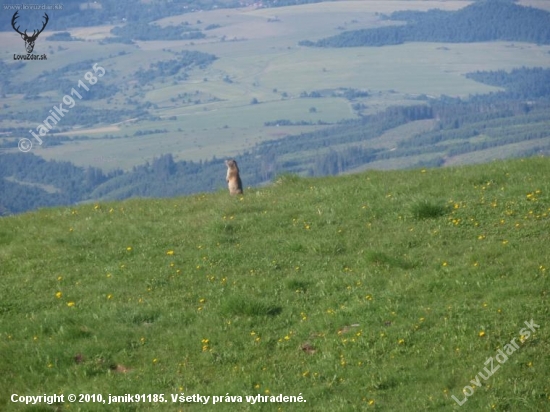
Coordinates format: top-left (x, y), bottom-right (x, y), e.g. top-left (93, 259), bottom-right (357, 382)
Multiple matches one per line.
top-left (1, 157), bottom-right (549, 410)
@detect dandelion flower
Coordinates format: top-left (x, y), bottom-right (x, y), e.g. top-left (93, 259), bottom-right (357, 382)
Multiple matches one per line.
top-left (67, 301), bottom-right (75, 307)
top-left (55, 291), bottom-right (62, 299)
top-left (479, 331), bottom-right (486, 337)
top-left (166, 250), bottom-right (174, 256)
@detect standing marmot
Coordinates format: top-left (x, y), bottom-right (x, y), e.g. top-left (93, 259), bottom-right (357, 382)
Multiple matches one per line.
top-left (225, 159), bottom-right (243, 195)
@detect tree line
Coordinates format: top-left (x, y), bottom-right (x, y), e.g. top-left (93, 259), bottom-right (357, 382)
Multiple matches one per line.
top-left (299, 0), bottom-right (550, 48)
top-left (135, 51), bottom-right (217, 84)
top-left (466, 67), bottom-right (550, 99)
top-left (110, 22), bottom-right (205, 42)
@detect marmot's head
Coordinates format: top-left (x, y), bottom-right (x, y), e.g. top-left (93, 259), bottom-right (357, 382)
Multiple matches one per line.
top-left (225, 159), bottom-right (238, 169)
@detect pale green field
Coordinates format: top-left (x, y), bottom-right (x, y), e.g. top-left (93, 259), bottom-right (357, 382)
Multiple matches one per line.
top-left (31, 124), bottom-right (325, 172)
top-left (148, 95), bottom-right (353, 125)
top-left (519, 0), bottom-right (550, 11)
top-left (444, 137), bottom-right (550, 166)
top-left (2, 0), bottom-right (550, 171)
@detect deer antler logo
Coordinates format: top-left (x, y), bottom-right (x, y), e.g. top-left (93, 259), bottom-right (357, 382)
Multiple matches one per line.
top-left (11, 11), bottom-right (49, 54)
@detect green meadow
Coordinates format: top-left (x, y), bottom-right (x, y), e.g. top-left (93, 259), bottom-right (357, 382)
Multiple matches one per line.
top-left (1, 157), bottom-right (548, 411)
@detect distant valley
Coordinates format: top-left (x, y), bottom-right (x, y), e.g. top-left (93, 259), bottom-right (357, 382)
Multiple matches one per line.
top-left (1, 0), bottom-right (550, 215)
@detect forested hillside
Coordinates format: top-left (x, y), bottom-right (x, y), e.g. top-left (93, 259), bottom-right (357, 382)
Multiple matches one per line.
top-left (0, 154), bottom-right (121, 214)
top-left (300, 0), bottom-right (550, 47)
top-left (466, 67), bottom-right (550, 99)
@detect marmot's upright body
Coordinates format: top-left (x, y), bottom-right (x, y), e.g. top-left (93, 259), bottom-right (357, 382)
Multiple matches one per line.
top-left (225, 159), bottom-right (243, 195)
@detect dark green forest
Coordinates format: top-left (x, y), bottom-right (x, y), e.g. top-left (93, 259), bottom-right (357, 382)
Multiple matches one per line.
top-left (466, 67), bottom-right (550, 99)
top-left (299, 0), bottom-right (550, 47)
top-left (0, 154), bottom-right (121, 214)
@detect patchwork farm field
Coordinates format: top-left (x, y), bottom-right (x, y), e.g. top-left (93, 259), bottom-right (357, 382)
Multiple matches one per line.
top-left (2, 0), bottom-right (550, 171)
top-left (0, 157), bottom-right (548, 411)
